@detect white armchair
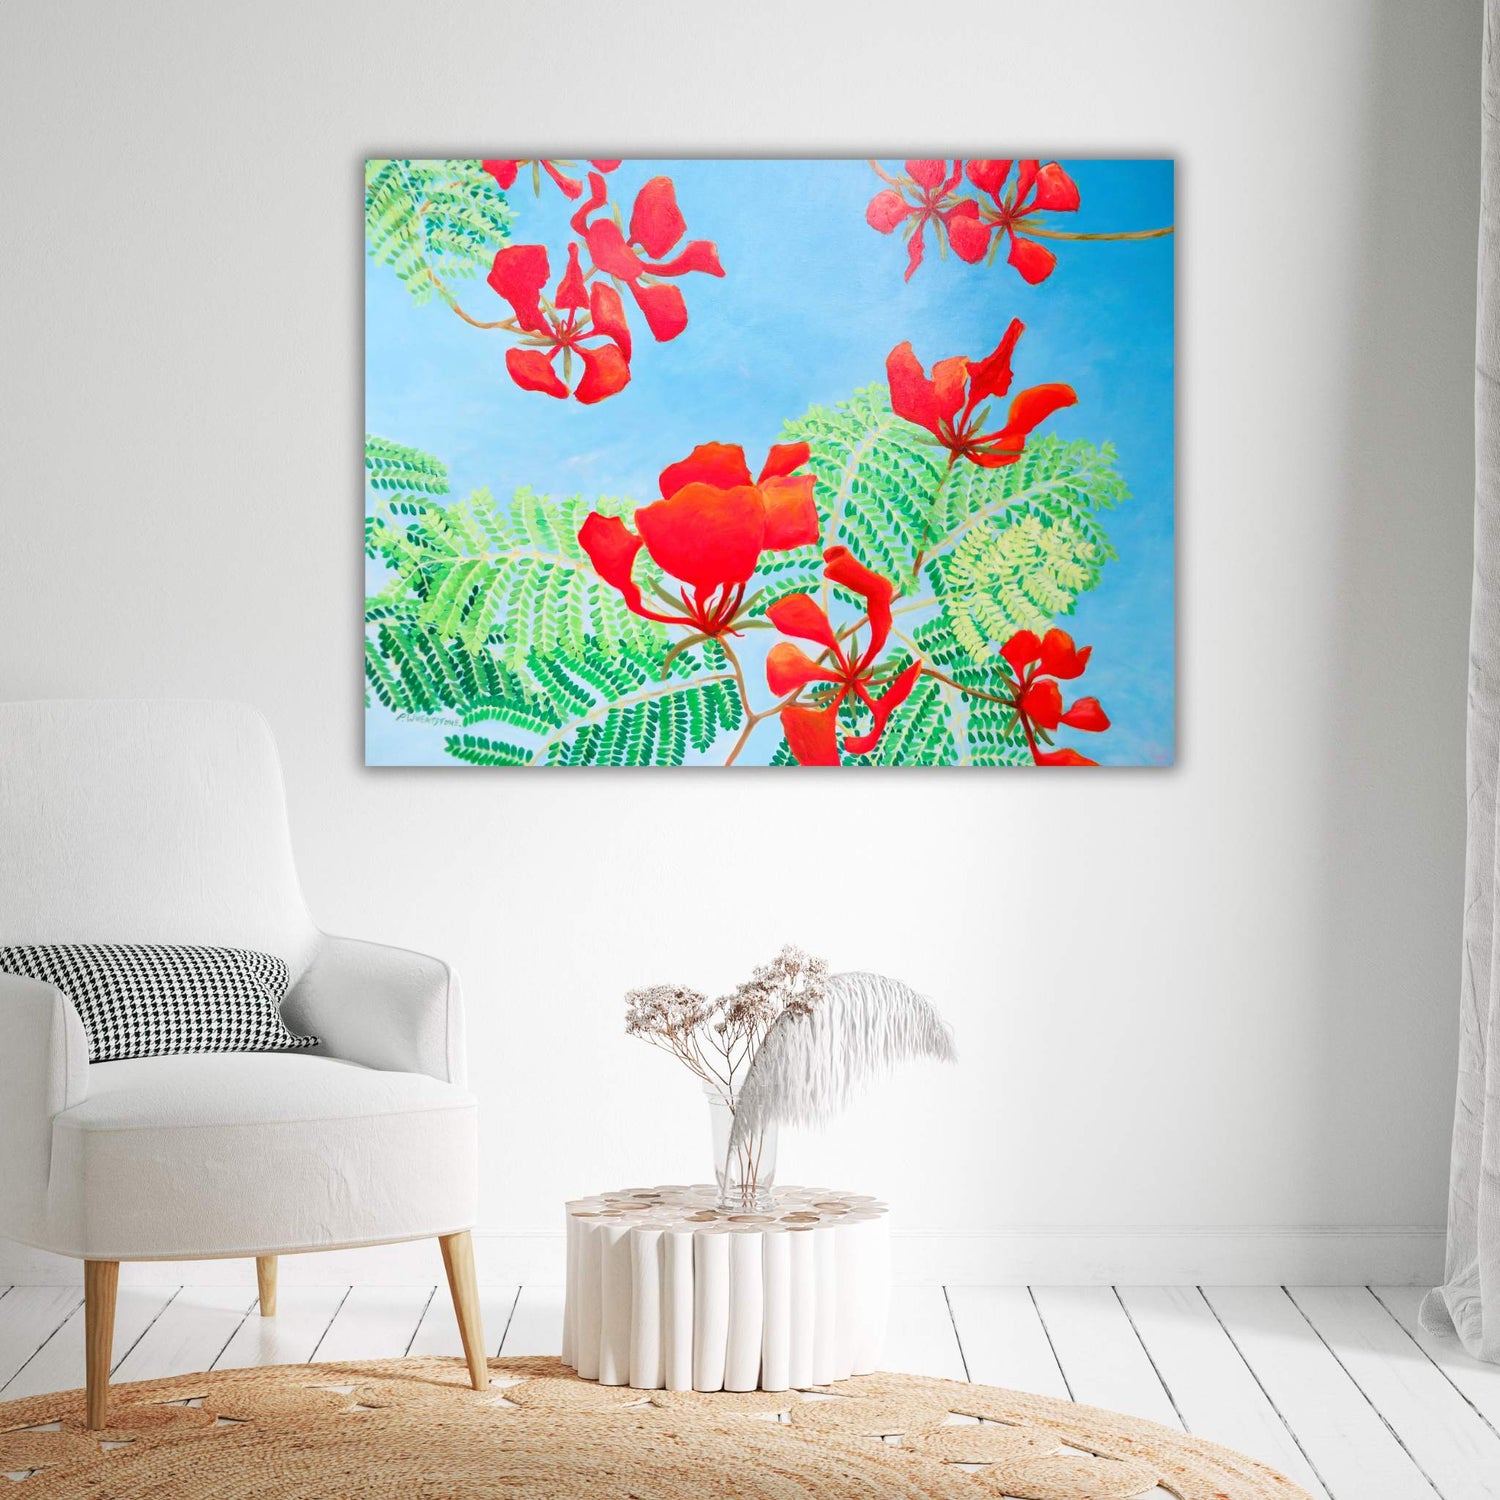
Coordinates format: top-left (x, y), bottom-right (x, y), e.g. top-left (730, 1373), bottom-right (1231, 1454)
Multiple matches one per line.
top-left (0, 699), bottom-right (485, 1426)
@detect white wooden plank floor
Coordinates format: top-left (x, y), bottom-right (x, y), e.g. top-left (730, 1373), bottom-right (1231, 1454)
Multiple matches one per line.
top-left (1, 1281), bottom-right (1497, 1498)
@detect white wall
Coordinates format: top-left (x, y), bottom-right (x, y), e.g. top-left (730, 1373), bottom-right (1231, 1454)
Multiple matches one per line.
top-left (0, 0), bottom-right (1480, 1284)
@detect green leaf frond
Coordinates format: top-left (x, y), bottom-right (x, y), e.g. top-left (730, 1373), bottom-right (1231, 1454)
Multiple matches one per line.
top-left (365, 158), bottom-right (512, 305)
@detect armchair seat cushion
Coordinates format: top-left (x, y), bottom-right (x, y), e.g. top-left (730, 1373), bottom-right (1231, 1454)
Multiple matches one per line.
top-left (43, 1054), bottom-right (478, 1261)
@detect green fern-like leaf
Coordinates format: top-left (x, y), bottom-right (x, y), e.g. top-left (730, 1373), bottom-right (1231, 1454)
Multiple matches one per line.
top-left (768, 736), bottom-right (797, 767)
top-left (910, 618), bottom-right (1035, 766)
top-left (765, 385), bottom-right (946, 594)
top-left (865, 672), bottom-right (956, 767)
top-left (932, 503), bottom-right (1106, 661)
top-left (365, 435), bottom-right (449, 496)
top-left (770, 388), bottom-right (1125, 654)
top-left (365, 159), bottom-right (511, 306)
top-left (364, 619), bottom-right (543, 723)
top-left (542, 677), bottom-right (743, 767)
top-left (445, 734), bottom-right (535, 767)
top-left (960, 704), bottom-right (1034, 767)
top-left (364, 398), bottom-right (1129, 765)
top-left (366, 487), bottom-right (666, 663)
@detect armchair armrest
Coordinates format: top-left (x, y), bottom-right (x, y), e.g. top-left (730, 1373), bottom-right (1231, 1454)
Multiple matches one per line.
top-left (282, 936), bottom-right (466, 1085)
top-left (0, 973), bottom-right (89, 1243)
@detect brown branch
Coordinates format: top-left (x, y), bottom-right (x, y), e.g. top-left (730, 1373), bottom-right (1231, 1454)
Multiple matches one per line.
top-left (424, 268), bottom-right (517, 330)
top-left (922, 666), bottom-right (1015, 706)
top-left (1023, 225), bottom-right (1174, 242)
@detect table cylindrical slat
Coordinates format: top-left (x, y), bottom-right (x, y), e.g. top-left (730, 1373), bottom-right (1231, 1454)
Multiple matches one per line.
top-left (598, 1222), bottom-right (634, 1386)
top-left (630, 1226), bottom-right (665, 1390)
top-left (663, 1228), bottom-right (695, 1391)
top-left (692, 1229), bottom-right (730, 1392)
top-left (574, 1218), bottom-right (604, 1380)
top-left (724, 1231), bottom-right (764, 1392)
top-left (561, 1211), bottom-right (578, 1368)
top-left (811, 1224), bottom-right (838, 1384)
top-left (787, 1228), bottom-right (816, 1388)
top-left (760, 1228), bottom-right (791, 1391)
top-left (848, 1213), bottom-right (883, 1374)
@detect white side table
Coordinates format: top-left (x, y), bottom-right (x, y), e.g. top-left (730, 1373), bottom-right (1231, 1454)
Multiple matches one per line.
top-left (562, 1184), bottom-right (890, 1392)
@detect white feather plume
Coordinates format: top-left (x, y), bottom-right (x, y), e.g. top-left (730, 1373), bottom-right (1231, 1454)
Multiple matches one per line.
top-left (728, 971), bottom-right (956, 1153)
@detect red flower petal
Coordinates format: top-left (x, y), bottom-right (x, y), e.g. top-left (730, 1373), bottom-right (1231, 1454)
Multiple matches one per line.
top-left (635, 482), bottom-right (766, 593)
top-left (1031, 162), bottom-right (1080, 212)
top-left (887, 342), bottom-right (941, 437)
top-left (767, 593), bottom-right (840, 651)
top-left (1020, 678), bottom-right (1063, 730)
top-left (759, 475), bottom-right (819, 551)
top-left (966, 319), bottom-right (1024, 407)
top-left (758, 442), bottom-right (810, 481)
top-left (844, 660), bottom-right (924, 756)
top-left (1039, 628), bottom-right (1091, 680)
top-left (630, 279), bottom-right (689, 342)
top-left (504, 347), bottom-right (568, 399)
top-left (630, 177), bottom-right (687, 260)
top-left (1000, 629), bottom-right (1043, 674)
top-left (965, 159), bottom-right (1012, 199)
top-left (904, 222), bottom-right (927, 281)
top-left (1015, 160), bottom-right (1040, 203)
top-left (1059, 696), bottom-right (1109, 732)
top-left (887, 344), bottom-right (965, 437)
top-left (1034, 747), bottom-right (1098, 767)
top-left (823, 546), bottom-right (894, 665)
top-left (555, 242), bottom-right (588, 309)
top-left (584, 219), bottom-right (643, 281)
top-left (578, 512), bottom-right (647, 613)
top-left (570, 171), bottom-right (610, 235)
top-left (906, 159), bottom-right (949, 189)
top-left (1007, 233), bottom-right (1058, 284)
top-left (931, 357), bottom-right (970, 426)
top-left (866, 189), bottom-right (911, 234)
top-left (646, 240), bottom-right (725, 278)
top-left (945, 203), bottom-right (992, 263)
top-left (995, 383), bottom-right (1078, 444)
top-left (766, 641), bottom-right (841, 696)
top-left (573, 342), bottom-right (631, 405)
top-left (589, 281), bottom-right (632, 361)
top-left (781, 702), bottom-right (843, 766)
top-left (590, 159), bottom-right (623, 172)
top-left (482, 159), bottom-right (520, 189)
top-left (660, 443), bottom-right (753, 498)
top-left (540, 161), bottom-right (584, 199)
top-left (487, 244), bottom-right (551, 333)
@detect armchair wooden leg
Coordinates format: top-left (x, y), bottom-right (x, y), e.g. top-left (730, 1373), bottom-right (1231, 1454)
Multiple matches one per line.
top-left (438, 1231), bottom-right (488, 1390)
top-left (84, 1260), bottom-right (119, 1430)
top-left (256, 1256), bottom-right (277, 1317)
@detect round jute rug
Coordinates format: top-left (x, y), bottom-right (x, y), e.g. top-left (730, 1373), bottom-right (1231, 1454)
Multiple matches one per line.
top-left (0, 1356), bottom-right (1312, 1498)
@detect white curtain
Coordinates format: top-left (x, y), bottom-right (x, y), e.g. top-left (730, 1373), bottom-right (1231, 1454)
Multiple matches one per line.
top-left (1425, 0), bottom-right (1500, 1364)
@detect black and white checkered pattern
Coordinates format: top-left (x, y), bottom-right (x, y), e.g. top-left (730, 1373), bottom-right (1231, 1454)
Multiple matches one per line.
top-left (0, 943), bottom-right (319, 1063)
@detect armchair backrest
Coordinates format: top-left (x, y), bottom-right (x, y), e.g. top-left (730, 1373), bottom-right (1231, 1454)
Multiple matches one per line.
top-left (0, 700), bottom-right (320, 978)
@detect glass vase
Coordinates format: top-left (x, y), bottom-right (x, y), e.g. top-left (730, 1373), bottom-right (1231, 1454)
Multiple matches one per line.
top-left (705, 1084), bottom-right (779, 1212)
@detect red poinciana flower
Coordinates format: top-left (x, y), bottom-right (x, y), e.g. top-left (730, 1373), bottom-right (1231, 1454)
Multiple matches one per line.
top-left (999, 627), bottom-right (1109, 765)
top-left (487, 242), bottom-right (632, 403)
top-left (570, 172), bottom-right (724, 342)
top-left (947, 160), bottom-right (1081, 284)
top-left (865, 160), bottom-right (975, 282)
top-left (887, 320), bottom-right (1077, 468)
top-left (481, 158), bottom-right (622, 200)
top-left (765, 549), bottom-right (924, 766)
top-left (578, 442), bottom-right (818, 637)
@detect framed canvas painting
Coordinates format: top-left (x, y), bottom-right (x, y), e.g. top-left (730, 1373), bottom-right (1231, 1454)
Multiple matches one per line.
top-left (364, 157), bottom-right (1174, 767)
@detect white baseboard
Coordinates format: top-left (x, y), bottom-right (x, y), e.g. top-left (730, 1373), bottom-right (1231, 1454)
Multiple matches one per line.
top-left (0, 1225), bottom-right (1445, 1288)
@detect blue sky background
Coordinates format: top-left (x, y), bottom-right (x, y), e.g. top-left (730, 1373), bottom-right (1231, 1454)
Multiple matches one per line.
top-left (365, 158), bottom-right (1175, 766)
